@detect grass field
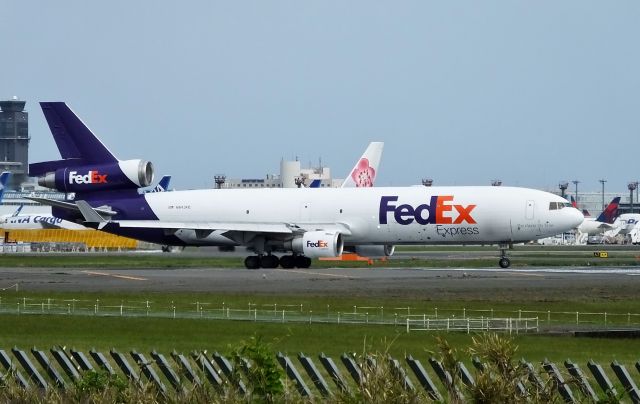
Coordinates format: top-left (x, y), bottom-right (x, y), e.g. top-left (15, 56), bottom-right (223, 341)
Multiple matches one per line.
top-left (2, 289), bottom-right (640, 365)
top-left (1, 247), bottom-right (640, 397)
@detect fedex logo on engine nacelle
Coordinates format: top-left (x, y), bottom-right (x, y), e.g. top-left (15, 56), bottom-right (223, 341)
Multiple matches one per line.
top-left (69, 171), bottom-right (108, 185)
top-left (307, 240), bottom-right (329, 248)
top-left (379, 195), bottom-right (477, 225)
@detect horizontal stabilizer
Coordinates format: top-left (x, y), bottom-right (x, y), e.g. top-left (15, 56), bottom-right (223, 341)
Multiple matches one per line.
top-left (24, 196), bottom-right (116, 217)
top-left (76, 200), bottom-right (109, 224)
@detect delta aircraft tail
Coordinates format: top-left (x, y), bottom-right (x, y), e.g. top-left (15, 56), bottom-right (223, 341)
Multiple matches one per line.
top-left (596, 197), bottom-right (620, 224)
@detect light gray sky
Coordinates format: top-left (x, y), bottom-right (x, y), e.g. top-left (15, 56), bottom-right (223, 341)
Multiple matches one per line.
top-left (2, 1), bottom-right (639, 192)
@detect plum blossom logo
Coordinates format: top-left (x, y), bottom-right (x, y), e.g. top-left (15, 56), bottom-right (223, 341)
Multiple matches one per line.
top-left (351, 158), bottom-right (376, 187)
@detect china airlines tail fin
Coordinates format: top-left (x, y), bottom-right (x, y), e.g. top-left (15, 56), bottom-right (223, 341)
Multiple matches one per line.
top-left (341, 142), bottom-right (383, 188)
top-left (0, 171), bottom-right (10, 201)
top-left (596, 197), bottom-right (621, 224)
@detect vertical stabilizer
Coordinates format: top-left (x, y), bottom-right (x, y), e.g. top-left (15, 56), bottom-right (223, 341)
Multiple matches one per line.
top-left (29, 102), bottom-right (119, 177)
top-left (0, 171), bottom-right (10, 201)
top-left (148, 175), bottom-right (172, 193)
top-left (596, 197), bottom-right (621, 224)
top-left (341, 142), bottom-right (383, 188)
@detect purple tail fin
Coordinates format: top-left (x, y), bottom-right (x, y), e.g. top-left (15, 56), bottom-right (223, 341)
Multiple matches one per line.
top-left (29, 102), bottom-right (118, 176)
top-left (596, 197), bottom-right (621, 224)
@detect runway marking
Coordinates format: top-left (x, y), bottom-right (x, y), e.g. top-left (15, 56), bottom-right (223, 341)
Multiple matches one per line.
top-left (275, 269), bottom-right (357, 279)
top-left (503, 272), bottom-right (545, 277)
top-left (82, 271), bottom-right (148, 281)
top-left (419, 267), bottom-right (640, 275)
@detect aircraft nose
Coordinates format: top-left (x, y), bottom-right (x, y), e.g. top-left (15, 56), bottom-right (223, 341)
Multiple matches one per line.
top-left (567, 207), bottom-right (584, 229)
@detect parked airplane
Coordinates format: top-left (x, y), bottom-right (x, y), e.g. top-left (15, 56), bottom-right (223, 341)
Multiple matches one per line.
top-left (305, 141), bottom-right (382, 189)
top-left (576, 197), bottom-right (620, 236)
top-left (143, 175), bottom-right (171, 193)
top-left (603, 213), bottom-right (640, 241)
top-left (341, 142), bottom-right (383, 188)
top-left (0, 172), bottom-right (10, 200)
top-left (28, 102), bottom-right (583, 268)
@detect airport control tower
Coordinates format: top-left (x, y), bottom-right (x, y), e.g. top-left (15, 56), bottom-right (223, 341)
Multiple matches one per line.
top-left (0, 97), bottom-right (29, 190)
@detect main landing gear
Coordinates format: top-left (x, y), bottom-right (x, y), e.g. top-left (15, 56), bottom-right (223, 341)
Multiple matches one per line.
top-left (498, 243), bottom-right (511, 269)
top-left (244, 254), bottom-right (311, 269)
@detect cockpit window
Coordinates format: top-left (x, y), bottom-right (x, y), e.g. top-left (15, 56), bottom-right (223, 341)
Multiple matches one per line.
top-left (549, 202), bottom-right (572, 210)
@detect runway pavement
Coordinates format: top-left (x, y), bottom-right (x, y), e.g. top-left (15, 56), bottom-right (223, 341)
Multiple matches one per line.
top-left (2, 265), bottom-right (640, 300)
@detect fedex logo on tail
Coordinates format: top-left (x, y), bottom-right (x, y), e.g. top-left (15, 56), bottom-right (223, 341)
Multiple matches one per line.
top-left (379, 195), bottom-right (476, 225)
top-left (69, 170), bottom-right (108, 185)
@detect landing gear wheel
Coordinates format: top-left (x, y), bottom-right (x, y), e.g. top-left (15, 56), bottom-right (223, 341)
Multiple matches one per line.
top-left (244, 256), bottom-right (261, 270)
top-left (295, 256), bottom-right (312, 268)
top-left (280, 255), bottom-right (295, 269)
top-left (261, 255), bottom-right (280, 269)
top-left (499, 257), bottom-right (511, 269)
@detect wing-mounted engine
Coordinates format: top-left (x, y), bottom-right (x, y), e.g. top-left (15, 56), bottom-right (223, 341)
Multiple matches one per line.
top-left (37, 159), bottom-right (154, 193)
top-left (289, 231), bottom-right (344, 258)
top-left (351, 244), bottom-right (395, 257)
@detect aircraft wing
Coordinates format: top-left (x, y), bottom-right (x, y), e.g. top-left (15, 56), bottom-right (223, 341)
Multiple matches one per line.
top-left (113, 220), bottom-right (295, 234)
top-left (110, 220), bottom-right (353, 236)
top-left (75, 200), bottom-right (353, 237)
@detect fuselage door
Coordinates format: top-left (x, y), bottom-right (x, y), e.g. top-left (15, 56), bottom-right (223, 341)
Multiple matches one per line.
top-left (525, 200), bottom-right (535, 220)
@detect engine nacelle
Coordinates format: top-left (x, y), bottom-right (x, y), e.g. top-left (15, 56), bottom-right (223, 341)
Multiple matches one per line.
top-left (37, 159), bottom-right (154, 193)
top-left (353, 244), bottom-right (395, 257)
top-left (290, 231), bottom-right (344, 258)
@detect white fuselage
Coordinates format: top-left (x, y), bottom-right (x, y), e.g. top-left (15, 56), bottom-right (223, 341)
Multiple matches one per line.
top-left (577, 218), bottom-right (613, 236)
top-left (605, 214), bottom-right (640, 237)
top-left (140, 186), bottom-right (583, 246)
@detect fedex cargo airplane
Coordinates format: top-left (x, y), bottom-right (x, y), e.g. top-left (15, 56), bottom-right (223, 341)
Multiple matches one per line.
top-left (28, 102), bottom-right (583, 269)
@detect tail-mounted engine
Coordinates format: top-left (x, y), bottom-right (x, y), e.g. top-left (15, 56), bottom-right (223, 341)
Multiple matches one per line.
top-left (37, 159), bottom-right (154, 193)
top-left (288, 231), bottom-right (344, 258)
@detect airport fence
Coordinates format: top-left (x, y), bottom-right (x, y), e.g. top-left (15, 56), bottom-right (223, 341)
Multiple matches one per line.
top-left (0, 345), bottom-right (639, 403)
top-left (1, 295), bottom-right (640, 332)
